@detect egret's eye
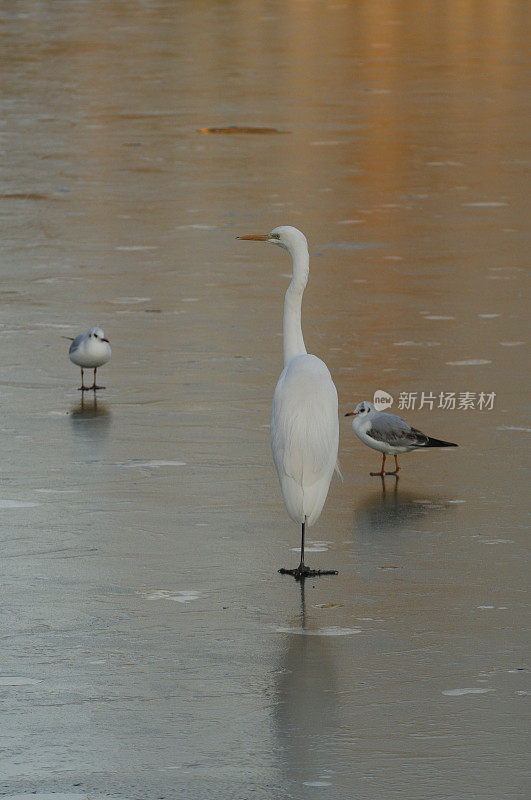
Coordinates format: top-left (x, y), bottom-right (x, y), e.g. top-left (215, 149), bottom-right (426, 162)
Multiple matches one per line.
top-left (270, 233), bottom-right (280, 240)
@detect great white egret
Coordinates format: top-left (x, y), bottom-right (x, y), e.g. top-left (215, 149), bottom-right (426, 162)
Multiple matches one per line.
top-left (345, 401), bottom-right (457, 476)
top-left (238, 226), bottom-right (339, 580)
top-left (66, 327), bottom-right (112, 391)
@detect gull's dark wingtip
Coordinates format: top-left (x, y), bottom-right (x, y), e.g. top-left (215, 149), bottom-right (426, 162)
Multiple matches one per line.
top-left (425, 437), bottom-right (459, 448)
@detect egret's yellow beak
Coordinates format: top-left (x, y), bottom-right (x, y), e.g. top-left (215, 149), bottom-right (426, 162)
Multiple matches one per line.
top-left (236, 234), bottom-right (269, 241)
top-left (344, 411), bottom-right (358, 417)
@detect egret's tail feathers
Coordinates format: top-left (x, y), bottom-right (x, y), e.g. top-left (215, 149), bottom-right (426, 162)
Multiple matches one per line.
top-left (334, 459), bottom-right (343, 482)
top-left (425, 437), bottom-right (458, 448)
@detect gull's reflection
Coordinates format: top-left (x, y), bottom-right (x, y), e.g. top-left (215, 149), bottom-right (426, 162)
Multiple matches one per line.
top-left (274, 581), bottom-right (341, 791)
top-left (69, 393), bottom-right (111, 443)
top-left (355, 477), bottom-right (441, 540)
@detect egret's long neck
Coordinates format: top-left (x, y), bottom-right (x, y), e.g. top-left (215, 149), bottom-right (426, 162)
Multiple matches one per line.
top-left (283, 243), bottom-right (309, 368)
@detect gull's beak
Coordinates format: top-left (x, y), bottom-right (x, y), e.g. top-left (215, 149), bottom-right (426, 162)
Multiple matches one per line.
top-left (236, 233), bottom-right (269, 241)
top-left (102, 338), bottom-right (110, 343)
top-left (344, 411), bottom-right (357, 417)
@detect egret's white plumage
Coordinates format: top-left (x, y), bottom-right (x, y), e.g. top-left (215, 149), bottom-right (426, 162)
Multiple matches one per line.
top-left (238, 226), bottom-right (338, 579)
top-left (271, 353), bottom-right (338, 526)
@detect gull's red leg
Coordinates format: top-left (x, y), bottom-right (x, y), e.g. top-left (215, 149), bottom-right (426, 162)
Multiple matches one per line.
top-left (89, 368), bottom-right (106, 391)
top-left (385, 454), bottom-right (400, 476)
top-left (78, 368), bottom-right (88, 391)
top-left (371, 453), bottom-right (386, 476)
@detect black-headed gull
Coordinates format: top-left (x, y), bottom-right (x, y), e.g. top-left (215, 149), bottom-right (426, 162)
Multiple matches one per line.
top-left (67, 327), bottom-right (111, 391)
top-left (345, 401), bottom-right (457, 476)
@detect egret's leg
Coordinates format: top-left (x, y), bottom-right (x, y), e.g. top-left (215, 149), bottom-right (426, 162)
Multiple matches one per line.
top-left (385, 455), bottom-right (400, 475)
top-left (279, 519), bottom-right (338, 580)
top-left (89, 367), bottom-right (106, 391)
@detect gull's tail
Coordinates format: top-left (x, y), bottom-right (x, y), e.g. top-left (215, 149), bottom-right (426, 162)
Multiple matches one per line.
top-left (425, 436), bottom-right (458, 448)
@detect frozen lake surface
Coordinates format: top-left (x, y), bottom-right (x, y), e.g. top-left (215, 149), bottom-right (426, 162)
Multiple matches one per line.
top-left (0, 1), bottom-right (528, 798)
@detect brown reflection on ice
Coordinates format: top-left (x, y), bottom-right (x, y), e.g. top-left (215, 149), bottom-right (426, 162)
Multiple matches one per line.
top-left (197, 126), bottom-right (288, 135)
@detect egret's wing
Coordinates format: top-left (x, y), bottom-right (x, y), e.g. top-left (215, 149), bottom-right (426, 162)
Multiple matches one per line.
top-left (367, 411), bottom-right (429, 448)
top-left (271, 355), bottom-right (339, 486)
top-left (68, 334), bottom-right (85, 355)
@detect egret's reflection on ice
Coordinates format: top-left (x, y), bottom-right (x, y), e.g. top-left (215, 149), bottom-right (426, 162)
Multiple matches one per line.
top-left (274, 581), bottom-right (342, 791)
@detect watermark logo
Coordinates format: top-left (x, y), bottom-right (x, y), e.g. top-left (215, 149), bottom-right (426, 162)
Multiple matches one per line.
top-left (397, 391), bottom-right (496, 411)
top-left (371, 390), bottom-right (496, 411)
top-left (373, 390), bottom-right (394, 411)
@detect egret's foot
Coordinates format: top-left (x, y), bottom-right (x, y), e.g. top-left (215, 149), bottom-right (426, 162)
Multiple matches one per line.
top-left (87, 384), bottom-right (106, 391)
top-left (78, 385), bottom-right (90, 391)
top-left (279, 564), bottom-right (338, 581)
top-left (384, 470), bottom-right (399, 476)
top-left (370, 471), bottom-right (385, 476)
